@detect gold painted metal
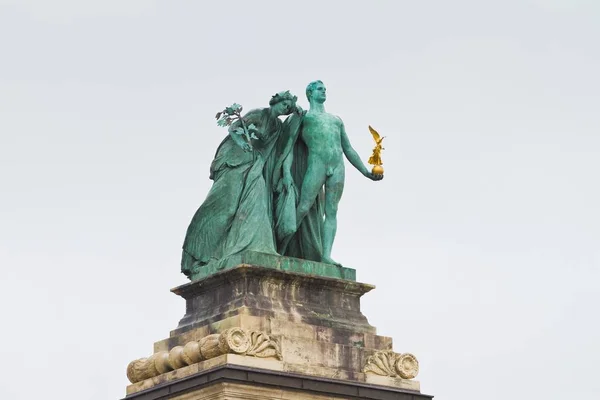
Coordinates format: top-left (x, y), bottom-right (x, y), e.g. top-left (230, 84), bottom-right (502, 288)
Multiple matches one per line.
top-left (368, 125), bottom-right (385, 175)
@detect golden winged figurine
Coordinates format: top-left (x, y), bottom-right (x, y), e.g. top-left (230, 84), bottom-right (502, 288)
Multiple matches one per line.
top-left (368, 125), bottom-right (385, 175)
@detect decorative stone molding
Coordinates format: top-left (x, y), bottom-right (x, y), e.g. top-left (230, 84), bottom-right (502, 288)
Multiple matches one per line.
top-left (127, 328), bottom-right (281, 383)
top-left (245, 330), bottom-right (282, 359)
top-left (363, 350), bottom-right (419, 379)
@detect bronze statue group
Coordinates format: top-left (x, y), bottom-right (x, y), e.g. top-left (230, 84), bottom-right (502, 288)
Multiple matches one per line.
top-left (181, 81), bottom-right (383, 278)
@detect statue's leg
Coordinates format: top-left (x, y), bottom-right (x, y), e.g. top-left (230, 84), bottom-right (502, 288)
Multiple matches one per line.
top-left (295, 160), bottom-right (326, 229)
top-left (322, 165), bottom-right (345, 266)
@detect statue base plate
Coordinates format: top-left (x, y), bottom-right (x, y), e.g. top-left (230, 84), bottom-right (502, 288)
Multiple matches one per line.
top-left (189, 251), bottom-right (356, 281)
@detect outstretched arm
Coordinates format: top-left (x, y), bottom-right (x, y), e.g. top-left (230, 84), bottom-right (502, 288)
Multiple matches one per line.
top-left (340, 121), bottom-right (382, 180)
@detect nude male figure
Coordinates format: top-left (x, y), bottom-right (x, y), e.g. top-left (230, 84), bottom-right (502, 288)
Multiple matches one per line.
top-left (283, 80), bottom-right (383, 266)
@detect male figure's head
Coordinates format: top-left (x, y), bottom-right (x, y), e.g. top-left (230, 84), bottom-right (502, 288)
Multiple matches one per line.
top-left (306, 80), bottom-right (326, 104)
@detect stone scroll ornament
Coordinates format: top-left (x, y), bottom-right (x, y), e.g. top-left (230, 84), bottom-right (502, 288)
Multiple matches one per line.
top-left (127, 328), bottom-right (282, 384)
top-left (363, 350), bottom-right (419, 379)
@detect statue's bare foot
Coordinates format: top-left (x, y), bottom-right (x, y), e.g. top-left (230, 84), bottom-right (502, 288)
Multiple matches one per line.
top-left (322, 256), bottom-right (342, 267)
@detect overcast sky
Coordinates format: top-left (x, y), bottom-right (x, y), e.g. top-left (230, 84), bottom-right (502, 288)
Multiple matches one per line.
top-left (1, 1), bottom-right (598, 399)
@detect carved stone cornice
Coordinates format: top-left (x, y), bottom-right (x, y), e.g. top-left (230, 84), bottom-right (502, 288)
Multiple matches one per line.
top-left (127, 328), bottom-right (281, 384)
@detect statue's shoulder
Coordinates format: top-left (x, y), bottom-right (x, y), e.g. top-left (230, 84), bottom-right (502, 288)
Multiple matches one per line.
top-left (327, 113), bottom-right (344, 125)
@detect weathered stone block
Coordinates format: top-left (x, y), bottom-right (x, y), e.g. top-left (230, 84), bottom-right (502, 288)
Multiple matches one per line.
top-left (171, 265), bottom-right (375, 336)
top-left (124, 264), bottom-right (431, 399)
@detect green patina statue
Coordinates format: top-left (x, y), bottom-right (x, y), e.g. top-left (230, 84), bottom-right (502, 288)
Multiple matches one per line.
top-left (275, 81), bottom-right (383, 266)
top-left (181, 82), bottom-right (383, 279)
top-left (181, 91), bottom-right (299, 278)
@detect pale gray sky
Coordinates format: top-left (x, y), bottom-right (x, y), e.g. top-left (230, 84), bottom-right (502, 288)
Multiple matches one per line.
top-left (1, 1), bottom-right (598, 399)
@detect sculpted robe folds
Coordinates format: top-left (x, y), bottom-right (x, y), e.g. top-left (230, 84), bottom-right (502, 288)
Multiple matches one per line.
top-left (181, 109), bottom-right (281, 278)
top-left (182, 110), bottom-right (326, 279)
top-left (181, 84), bottom-right (382, 278)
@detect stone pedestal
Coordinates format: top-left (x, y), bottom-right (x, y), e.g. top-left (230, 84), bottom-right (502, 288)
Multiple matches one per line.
top-left (123, 254), bottom-right (433, 400)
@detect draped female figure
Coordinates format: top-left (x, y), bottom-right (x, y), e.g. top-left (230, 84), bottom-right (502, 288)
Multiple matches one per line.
top-left (181, 91), bottom-right (298, 279)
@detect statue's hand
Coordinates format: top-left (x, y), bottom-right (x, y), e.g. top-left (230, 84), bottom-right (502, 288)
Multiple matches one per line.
top-left (275, 172), bottom-right (294, 193)
top-left (365, 171), bottom-right (384, 181)
top-left (238, 141), bottom-right (252, 152)
top-left (294, 105), bottom-right (305, 115)
top-left (231, 134), bottom-right (252, 152)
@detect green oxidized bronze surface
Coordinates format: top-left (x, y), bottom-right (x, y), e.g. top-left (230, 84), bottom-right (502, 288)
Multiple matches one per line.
top-left (188, 250), bottom-right (356, 281)
top-left (181, 82), bottom-right (383, 281)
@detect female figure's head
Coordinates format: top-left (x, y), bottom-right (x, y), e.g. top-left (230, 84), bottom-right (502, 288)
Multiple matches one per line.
top-left (269, 90), bottom-right (298, 117)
